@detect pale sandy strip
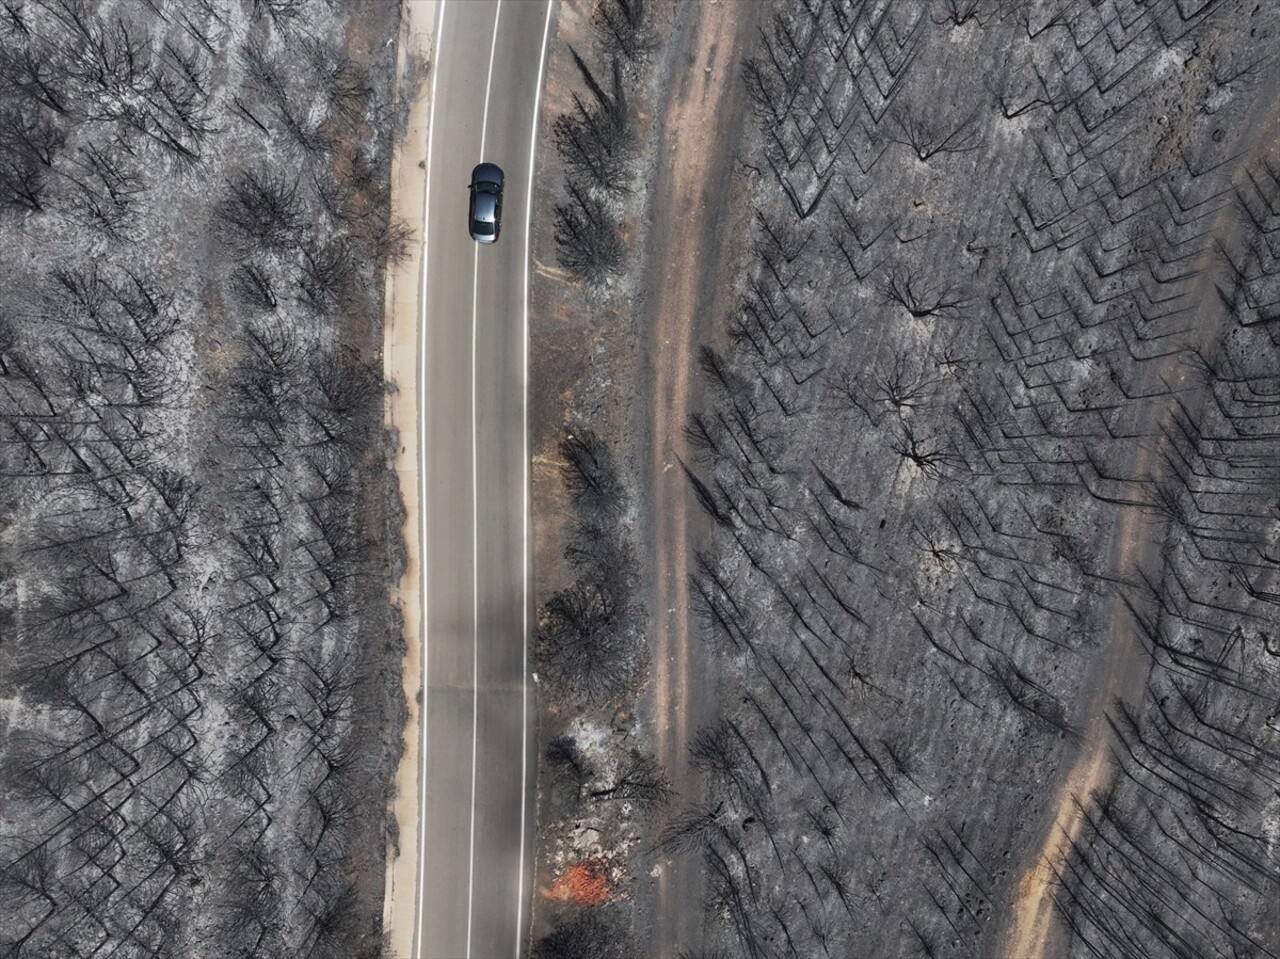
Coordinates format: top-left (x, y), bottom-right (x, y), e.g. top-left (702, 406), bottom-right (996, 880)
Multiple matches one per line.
top-left (381, 3), bottom-right (438, 957)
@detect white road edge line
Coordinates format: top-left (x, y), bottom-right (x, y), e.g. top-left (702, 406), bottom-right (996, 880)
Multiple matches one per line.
top-left (516, 4), bottom-right (554, 955)
top-left (415, 3), bottom-right (444, 958)
top-left (468, 5), bottom-right (503, 957)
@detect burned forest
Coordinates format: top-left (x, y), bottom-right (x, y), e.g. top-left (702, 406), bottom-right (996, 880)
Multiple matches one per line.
top-left (669, 1), bottom-right (1280, 957)
top-left (5, 0), bottom-right (1280, 957)
top-left (0, 1), bottom-right (405, 957)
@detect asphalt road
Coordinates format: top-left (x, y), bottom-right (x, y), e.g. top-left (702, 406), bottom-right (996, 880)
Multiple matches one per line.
top-left (416, 3), bottom-right (551, 957)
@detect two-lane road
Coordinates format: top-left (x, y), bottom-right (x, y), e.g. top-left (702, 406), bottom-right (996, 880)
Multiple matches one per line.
top-left (416, 2), bottom-right (552, 957)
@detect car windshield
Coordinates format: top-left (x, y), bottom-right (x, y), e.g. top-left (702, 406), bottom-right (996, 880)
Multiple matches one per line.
top-left (473, 221), bottom-right (495, 236)
top-left (475, 181), bottom-right (500, 194)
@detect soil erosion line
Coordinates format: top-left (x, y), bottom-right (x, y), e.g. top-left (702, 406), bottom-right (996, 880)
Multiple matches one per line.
top-left (1002, 488), bottom-right (1157, 959)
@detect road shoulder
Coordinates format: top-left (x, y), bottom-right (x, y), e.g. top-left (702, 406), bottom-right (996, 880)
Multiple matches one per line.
top-left (381, 2), bottom-right (436, 956)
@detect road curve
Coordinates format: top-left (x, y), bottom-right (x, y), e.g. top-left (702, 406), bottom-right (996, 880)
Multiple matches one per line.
top-left (416, 2), bottom-right (552, 957)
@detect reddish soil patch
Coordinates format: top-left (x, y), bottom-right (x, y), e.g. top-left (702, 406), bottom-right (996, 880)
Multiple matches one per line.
top-left (546, 859), bottom-right (615, 906)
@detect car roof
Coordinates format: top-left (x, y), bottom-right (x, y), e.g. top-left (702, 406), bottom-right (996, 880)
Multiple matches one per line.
top-left (472, 191), bottom-right (499, 224)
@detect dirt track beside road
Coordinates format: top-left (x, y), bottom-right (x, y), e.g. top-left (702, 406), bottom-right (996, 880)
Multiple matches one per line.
top-left (642, 2), bottom-right (765, 954)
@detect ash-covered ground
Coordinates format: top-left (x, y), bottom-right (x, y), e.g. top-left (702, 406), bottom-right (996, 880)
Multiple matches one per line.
top-left (0, 1), bottom-right (406, 956)
top-left (673, 2), bottom-right (1280, 957)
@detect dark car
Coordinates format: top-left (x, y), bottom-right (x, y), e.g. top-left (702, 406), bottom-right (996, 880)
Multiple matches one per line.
top-left (468, 162), bottom-right (505, 243)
